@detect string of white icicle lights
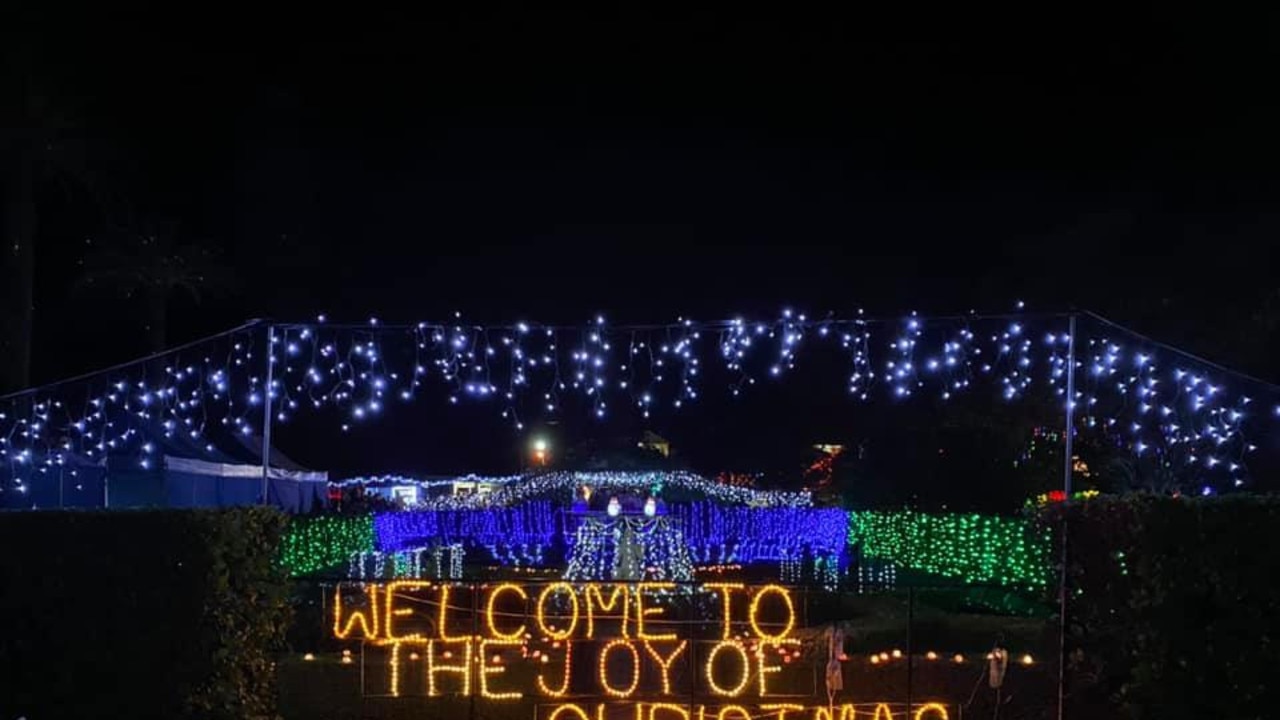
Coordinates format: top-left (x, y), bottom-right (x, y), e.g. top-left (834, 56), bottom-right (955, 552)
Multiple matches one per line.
top-left (1, 304), bottom-right (1276, 499)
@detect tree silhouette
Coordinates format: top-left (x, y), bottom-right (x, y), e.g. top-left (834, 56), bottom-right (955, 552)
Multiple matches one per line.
top-left (0, 42), bottom-right (93, 392)
top-left (76, 218), bottom-right (235, 352)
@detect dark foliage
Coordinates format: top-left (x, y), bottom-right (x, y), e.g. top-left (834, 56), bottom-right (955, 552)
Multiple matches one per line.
top-left (1043, 495), bottom-right (1280, 720)
top-left (0, 508), bottom-right (290, 719)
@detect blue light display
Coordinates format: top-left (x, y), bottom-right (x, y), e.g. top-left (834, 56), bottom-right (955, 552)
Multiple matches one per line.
top-left (674, 502), bottom-right (848, 564)
top-left (3, 307), bottom-right (1276, 500)
top-left (374, 502), bottom-right (555, 558)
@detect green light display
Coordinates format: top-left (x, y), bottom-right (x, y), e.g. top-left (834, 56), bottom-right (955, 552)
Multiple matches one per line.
top-left (848, 511), bottom-right (1050, 588)
top-left (280, 514), bottom-right (375, 576)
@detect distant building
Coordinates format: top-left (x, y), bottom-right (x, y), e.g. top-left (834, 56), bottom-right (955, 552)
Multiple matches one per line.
top-left (637, 431), bottom-right (671, 458)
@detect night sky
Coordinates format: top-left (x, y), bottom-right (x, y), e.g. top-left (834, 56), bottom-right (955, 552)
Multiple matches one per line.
top-left (5, 11), bottom-right (1279, 497)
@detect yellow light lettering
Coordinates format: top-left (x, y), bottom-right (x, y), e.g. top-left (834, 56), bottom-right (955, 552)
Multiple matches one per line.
top-left (913, 703), bottom-right (949, 720)
top-left (717, 705), bottom-right (752, 720)
top-left (635, 582), bottom-right (677, 641)
top-left (536, 641), bottom-right (573, 697)
top-left (486, 583), bottom-right (528, 640)
top-left (704, 640), bottom-right (751, 697)
top-left (537, 582), bottom-right (580, 640)
top-left (762, 704), bottom-right (804, 720)
top-left (814, 705), bottom-right (856, 720)
top-left (586, 583), bottom-right (630, 638)
top-left (427, 638), bottom-right (472, 696)
top-left (384, 581), bottom-right (429, 641)
top-left (642, 639), bottom-right (688, 695)
top-left (649, 703), bottom-right (691, 720)
top-left (438, 584), bottom-right (467, 642)
top-left (598, 639), bottom-right (641, 698)
top-left (757, 643), bottom-right (782, 696)
top-left (478, 638), bottom-right (523, 700)
top-left (333, 584), bottom-right (379, 639)
top-left (704, 583), bottom-right (744, 639)
top-left (548, 704), bottom-right (591, 720)
top-left (748, 585), bottom-right (796, 643)
top-left (384, 638), bottom-right (428, 697)
top-left (870, 705), bottom-right (893, 720)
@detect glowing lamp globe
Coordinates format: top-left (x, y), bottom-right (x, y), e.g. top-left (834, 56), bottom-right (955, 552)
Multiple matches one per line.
top-left (644, 497), bottom-right (657, 517)
top-left (607, 497), bottom-right (621, 517)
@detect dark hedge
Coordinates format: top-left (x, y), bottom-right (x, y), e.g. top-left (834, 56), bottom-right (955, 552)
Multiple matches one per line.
top-left (0, 508), bottom-right (290, 719)
top-left (1046, 495), bottom-right (1280, 720)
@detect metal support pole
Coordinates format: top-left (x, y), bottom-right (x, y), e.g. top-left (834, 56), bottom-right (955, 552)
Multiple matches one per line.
top-left (906, 585), bottom-right (914, 717)
top-left (1057, 313), bottom-right (1077, 720)
top-left (469, 583), bottom-right (478, 720)
top-left (260, 324), bottom-right (276, 506)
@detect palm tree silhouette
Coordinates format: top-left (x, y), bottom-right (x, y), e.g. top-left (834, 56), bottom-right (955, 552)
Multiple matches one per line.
top-left (77, 219), bottom-right (234, 352)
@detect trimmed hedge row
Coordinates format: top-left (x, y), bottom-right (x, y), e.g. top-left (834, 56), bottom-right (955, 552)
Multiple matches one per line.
top-left (0, 508), bottom-right (290, 718)
top-left (1048, 495), bottom-right (1280, 720)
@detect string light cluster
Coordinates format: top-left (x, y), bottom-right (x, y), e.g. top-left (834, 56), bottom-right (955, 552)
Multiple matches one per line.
top-left (347, 544), bottom-right (465, 580)
top-left (675, 503), bottom-right (846, 564)
top-left (853, 559), bottom-right (898, 592)
top-left (279, 513), bottom-right (375, 576)
top-left (333, 473), bottom-right (522, 493)
top-left (3, 308), bottom-right (1275, 501)
top-left (848, 511), bottom-right (1050, 588)
top-left (563, 516), bottom-right (695, 582)
top-left (1027, 489), bottom-right (1099, 507)
top-left (284, 471), bottom-right (823, 582)
top-left (864, 649), bottom-right (1029, 665)
top-left (374, 502), bottom-right (555, 552)
top-left (416, 471), bottom-right (810, 511)
top-left (541, 704), bottom-right (949, 720)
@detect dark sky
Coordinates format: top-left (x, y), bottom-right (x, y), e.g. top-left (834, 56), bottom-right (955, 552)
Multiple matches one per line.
top-left (5, 10), bottom-right (1280, 489)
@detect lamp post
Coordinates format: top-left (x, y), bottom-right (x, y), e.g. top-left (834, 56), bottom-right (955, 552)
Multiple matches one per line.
top-left (531, 437), bottom-right (550, 468)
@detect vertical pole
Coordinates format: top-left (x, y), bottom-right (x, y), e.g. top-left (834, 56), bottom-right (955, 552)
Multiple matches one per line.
top-left (469, 582), bottom-right (478, 720)
top-left (906, 585), bottom-right (914, 717)
top-left (688, 591), bottom-right (696, 720)
top-left (261, 324), bottom-right (276, 506)
top-left (1057, 313), bottom-right (1077, 720)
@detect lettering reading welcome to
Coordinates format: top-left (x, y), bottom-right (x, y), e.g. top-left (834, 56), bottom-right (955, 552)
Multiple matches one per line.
top-left (332, 582), bottom-right (796, 699)
top-left (329, 581), bottom-right (951, 719)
